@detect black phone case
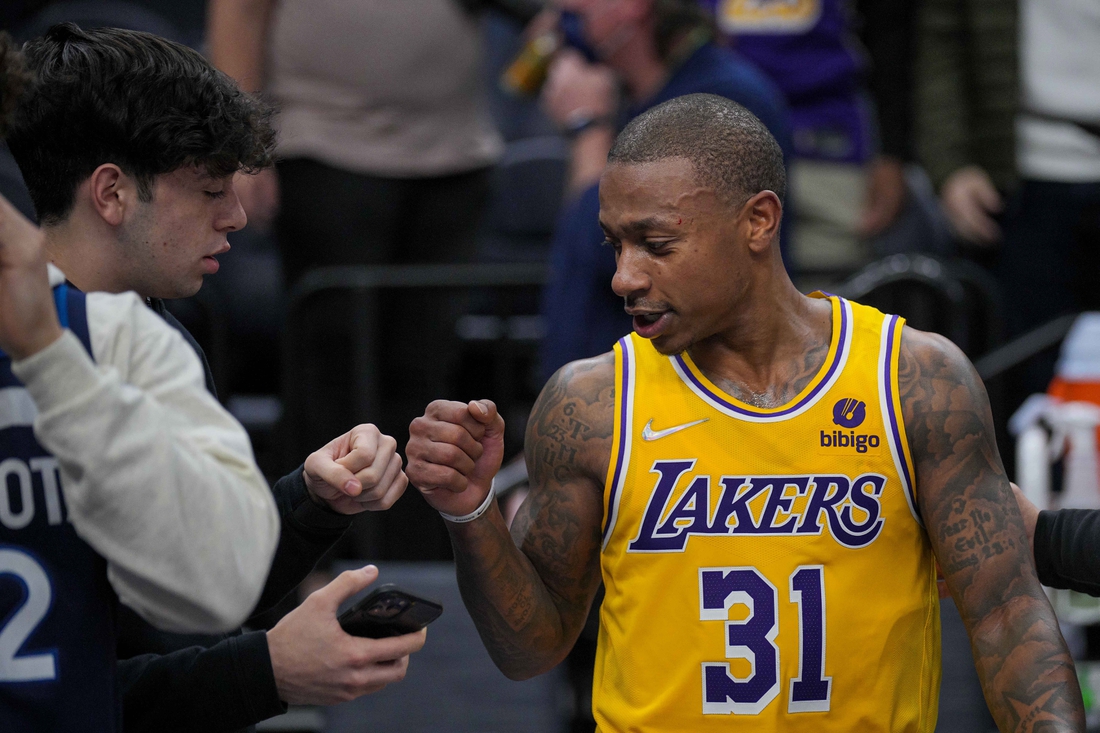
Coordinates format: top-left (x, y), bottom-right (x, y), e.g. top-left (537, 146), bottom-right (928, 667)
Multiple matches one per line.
top-left (337, 583), bottom-right (444, 639)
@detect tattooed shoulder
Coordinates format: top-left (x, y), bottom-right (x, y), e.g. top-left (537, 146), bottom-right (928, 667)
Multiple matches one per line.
top-left (899, 326), bottom-right (1023, 603)
top-left (525, 351), bottom-right (616, 492)
top-left (897, 327), bottom-right (1001, 475)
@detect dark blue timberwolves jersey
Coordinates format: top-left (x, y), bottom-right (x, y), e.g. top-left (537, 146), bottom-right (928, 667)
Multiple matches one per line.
top-left (0, 284), bottom-right (120, 731)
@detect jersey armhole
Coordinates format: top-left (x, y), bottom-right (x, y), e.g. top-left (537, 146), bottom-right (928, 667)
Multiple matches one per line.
top-left (878, 315), bottom-right (921, 525)
top-left (56, 283), bottom-right (94, 357)
top-left (601, 336), bottom-right (636, 548)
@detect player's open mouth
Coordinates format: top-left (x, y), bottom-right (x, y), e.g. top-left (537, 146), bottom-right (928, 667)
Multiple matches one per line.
top-left (201, 255), bottom-right (220, 274)
top-left (633, 311), bottom-right (671, 338)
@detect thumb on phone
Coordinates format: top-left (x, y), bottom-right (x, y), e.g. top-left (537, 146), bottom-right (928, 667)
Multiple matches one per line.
top-left (312, 564), bottom-right (378, 614)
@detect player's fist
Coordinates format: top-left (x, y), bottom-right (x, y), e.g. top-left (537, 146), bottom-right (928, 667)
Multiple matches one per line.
top-left (303, 424), bottom-right (407, 514)
top-left (407, 399), bottom-right (505, 519)
top-left (0, 194), bottom-right (63, 361)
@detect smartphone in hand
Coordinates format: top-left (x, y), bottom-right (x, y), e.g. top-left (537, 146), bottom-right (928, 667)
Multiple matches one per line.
top-left (338, 584), bottom-right (443, 639)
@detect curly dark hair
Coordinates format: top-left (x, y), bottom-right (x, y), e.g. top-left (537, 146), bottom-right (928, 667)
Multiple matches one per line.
top-left (6, 23), bottom-right (275, 224)
top-left (0, 32), bottom-right (31, 138)
top-left (608, 93), bottom-right (787, 205)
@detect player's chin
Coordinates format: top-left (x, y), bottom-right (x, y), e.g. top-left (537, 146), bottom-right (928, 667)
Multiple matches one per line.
top-left (648, 327), bottom-right (691, 356)
top-left (159, 274), bottom-right (205, 300)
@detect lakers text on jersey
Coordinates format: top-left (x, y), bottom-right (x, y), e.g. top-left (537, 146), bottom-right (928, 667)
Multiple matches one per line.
top-left (594, 294), bottom-right (939, 733)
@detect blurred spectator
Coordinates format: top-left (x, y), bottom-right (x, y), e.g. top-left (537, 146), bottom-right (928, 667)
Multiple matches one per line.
top-left (208, 0), bottom-right (533, 560)
top-left (703, 0), bottom-right (918, 282)
top-left (916, 0), bottom-right (1100, 402)
top-left (537, 0), bottom-right (791, 381)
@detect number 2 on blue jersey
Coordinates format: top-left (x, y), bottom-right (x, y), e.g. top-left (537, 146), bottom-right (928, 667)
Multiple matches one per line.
top-left (699, 565), bottom-right (832, 715)
top-left (0, 547), bottom-right (57, 683)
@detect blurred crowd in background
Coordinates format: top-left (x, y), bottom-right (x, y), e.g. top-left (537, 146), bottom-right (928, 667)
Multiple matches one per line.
top-left (1, 1), bottom-right (1099, 727)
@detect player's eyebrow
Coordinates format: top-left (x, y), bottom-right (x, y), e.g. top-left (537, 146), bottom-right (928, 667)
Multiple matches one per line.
top-left (599, 215), bottom-right (678, 237)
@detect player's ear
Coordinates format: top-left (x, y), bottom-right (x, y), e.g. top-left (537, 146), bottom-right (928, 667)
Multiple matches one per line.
top-left (742, 190), bottom-right (782, 255)
top-left (87, 163), bottom-right (139, 227)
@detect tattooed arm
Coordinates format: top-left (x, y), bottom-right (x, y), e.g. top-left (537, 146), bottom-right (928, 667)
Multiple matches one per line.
top-left (902, 327), bottom-right (1084, 733)
top-left (406, 354), bottom-right (614, 679)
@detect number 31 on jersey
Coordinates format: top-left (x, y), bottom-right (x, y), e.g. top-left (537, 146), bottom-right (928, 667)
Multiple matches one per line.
top-left (699, 565), bottom-right (831, 715)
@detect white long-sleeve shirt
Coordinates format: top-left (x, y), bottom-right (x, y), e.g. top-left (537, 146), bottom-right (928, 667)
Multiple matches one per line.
top-left (9, 266), bottom-right (280, 633)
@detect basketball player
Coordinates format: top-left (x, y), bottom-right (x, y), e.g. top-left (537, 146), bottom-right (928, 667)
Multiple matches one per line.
top-left (407, 94), bottom-right (1085, 731)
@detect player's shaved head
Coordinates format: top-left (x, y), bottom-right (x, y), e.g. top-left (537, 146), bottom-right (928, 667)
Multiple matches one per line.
top-left (606, 93), bottom-right (786, 208)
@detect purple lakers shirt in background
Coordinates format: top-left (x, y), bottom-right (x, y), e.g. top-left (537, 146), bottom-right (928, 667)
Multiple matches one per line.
top-left (699, 0), bottom-right (873, 163)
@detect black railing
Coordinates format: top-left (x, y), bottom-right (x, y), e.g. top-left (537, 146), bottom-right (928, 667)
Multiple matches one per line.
top-left (281, 263), bottom-right (548, 462)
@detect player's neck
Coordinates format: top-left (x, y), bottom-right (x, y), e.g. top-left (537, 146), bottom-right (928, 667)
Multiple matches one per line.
top-left (688, 274), bottom-right (832, 403)
top-left (44, 217), bottom-right (136, 297)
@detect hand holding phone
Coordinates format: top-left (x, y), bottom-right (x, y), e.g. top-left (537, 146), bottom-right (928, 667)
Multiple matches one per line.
top-left (338, 583), bottom-right (443, 639)
top-left (267, 566), bottom-right (429, 705)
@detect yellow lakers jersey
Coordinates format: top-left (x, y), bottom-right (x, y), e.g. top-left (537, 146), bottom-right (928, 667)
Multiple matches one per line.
top-left (593, 295), bottom-right (940, 733)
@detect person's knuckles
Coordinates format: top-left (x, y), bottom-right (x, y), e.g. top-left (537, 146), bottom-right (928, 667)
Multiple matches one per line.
top-left (345, 644), bottom-right (379, 669)
top-left (407, 461), bottom-right (454, 490)
top-left (424, 399), bottom-right (468, 421)
top-left (355, 463), bottom-right (387, 491)
top-left (370, 475), bottom-right (407, 510)
top-left (408, 416), bottom-right (433, 439)
top-left (351, 423), bottom-right (382, 442)
top-left (334, 684), bottom-right (361, 703)
top-left (364, 460), bottom-right (403, 500)
top-left (420, 440), bottom-right (467, 466)
top-left (424, 419), bottom-right (466, 443)
top-left (435, 443), bottom-right (474, 470)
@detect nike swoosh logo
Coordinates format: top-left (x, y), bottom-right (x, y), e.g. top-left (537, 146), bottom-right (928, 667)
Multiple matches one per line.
top-left (641, 418), bottom-right (709, 441)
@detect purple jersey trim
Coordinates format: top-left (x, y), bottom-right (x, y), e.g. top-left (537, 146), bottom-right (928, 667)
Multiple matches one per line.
top-left (602, 337), bottom-right (633, 541)
top-left (672, 297), bottom-right (849, 419)
top-left (883, 315), bottom-right (918, 517)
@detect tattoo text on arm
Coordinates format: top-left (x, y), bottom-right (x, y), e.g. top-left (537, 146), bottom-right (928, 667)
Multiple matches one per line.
top-left (450, 354), bottom-right (614, 679)
top-left (902, 328), bottom-right (1084, 733)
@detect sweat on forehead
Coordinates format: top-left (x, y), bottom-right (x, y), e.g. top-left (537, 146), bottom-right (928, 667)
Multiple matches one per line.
top-left (606, 93), bottom-right (786, 206)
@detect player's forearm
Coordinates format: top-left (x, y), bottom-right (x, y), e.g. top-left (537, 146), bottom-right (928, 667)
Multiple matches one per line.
top-left (901, 329), bottom-right (1085, 731)
top-left (967, 589), bottom-right (1084, 733)
top-left (447, 506), bottom-right (577, 680)
top-left (207, 0), bottom-right (275, 93)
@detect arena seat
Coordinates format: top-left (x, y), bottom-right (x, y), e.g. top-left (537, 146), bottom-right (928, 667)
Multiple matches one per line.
top-left (836, 253), bottom-right (999, 358)
top-left (478, 136), bottom-right (568, 265)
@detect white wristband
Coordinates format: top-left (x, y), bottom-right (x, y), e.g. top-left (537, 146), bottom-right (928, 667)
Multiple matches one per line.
top-left (439, 481), bottom-right (496, 524)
